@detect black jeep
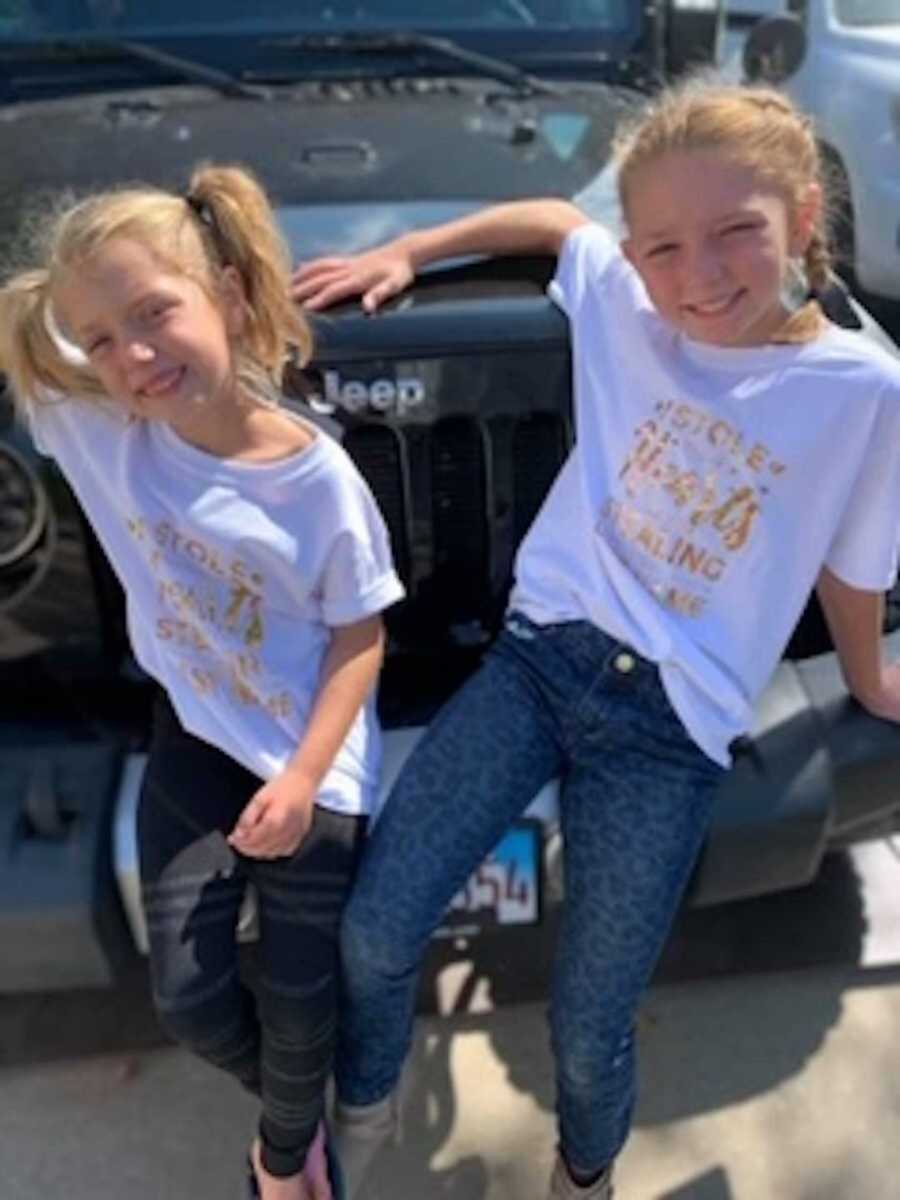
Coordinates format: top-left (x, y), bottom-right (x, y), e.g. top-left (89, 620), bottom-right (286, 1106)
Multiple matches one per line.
top-left (2, 0), bottom-right (899, 994)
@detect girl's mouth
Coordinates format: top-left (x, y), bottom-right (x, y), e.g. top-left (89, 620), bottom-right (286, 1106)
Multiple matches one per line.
top-left (139, 367), bottom-right (185, 398)
top-left (685, 290), bottom-right (745, 319)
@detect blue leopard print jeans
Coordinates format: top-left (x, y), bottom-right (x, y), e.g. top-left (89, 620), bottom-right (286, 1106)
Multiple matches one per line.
top-left (338, 612), bottom-right (724, 1174)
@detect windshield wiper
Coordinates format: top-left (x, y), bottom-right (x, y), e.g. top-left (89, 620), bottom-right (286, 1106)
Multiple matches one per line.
top-left (114, 39), bottom-right (270, 98)
top-left (267, 31), bottom-right (564, 97)
top-left (11, 38), bottom-right (268, 100)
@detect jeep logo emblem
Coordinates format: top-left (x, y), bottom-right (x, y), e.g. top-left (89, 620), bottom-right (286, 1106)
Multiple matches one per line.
top-left (307, 369), bottom-right (425, 418)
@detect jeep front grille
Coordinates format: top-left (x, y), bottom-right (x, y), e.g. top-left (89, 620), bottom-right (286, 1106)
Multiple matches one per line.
top-left (512, 411), bottom-right (570, 548)
top-left (343, 423), bottom-right (412, 583)
top-left (430, 416), bottom-right (492, 628)
top-left (344, 408), bottom-right (570, 648)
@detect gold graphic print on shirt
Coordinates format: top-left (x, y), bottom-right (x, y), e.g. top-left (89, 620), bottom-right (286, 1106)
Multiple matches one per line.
top-left (599, 398), bottom-right (786, 618)
top-left (128, 517), bottom-right (293, 718)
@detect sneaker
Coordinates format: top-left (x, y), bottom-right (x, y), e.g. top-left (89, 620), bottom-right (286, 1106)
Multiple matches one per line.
top-left (547, 1153), bottom-right (615, 1200)
top-left (329, 1088), bottom-right (402, 1200)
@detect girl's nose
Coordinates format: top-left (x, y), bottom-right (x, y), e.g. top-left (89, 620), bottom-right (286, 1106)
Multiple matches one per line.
top-left (689, 242), bottom-right (725, 283)
top-left (125, 340), bottom-right (155, 363)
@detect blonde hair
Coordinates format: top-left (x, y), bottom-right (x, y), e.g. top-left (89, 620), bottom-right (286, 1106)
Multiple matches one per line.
top-left (614, 80), bottom-right (833, 340)
top-left (0, 163), bottom-right (312, 408)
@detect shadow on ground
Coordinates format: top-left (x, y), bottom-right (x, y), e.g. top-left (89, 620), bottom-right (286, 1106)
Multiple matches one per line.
top-left (658, 1168), bottom-right (733, 1200)
top-left (416, 847), bottom-right (868, 1125)
top-left (0, 837), bottom-right (881, 1200)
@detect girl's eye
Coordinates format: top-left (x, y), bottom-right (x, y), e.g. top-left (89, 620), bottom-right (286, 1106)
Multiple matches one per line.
top-left (722, 223), bottom-right (756, 236)
top-left (86, 337), bottom-right (111, 357)
top-left (647, 243), bottom-right (677, 259)
top-left (136, 299), bottom-right (175, 325)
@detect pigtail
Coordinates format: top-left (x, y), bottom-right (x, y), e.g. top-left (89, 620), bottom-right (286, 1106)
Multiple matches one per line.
top-left (0, 269), bottom-right (97, 411)
top-left (185, 165), bottom-right (313, 383)
top-left (803, 226), bottom-right (832, 297)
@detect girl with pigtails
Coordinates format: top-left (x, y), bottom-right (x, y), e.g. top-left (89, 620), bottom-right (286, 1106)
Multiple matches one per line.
top-left (0, 165), bottom-right (404, 1200)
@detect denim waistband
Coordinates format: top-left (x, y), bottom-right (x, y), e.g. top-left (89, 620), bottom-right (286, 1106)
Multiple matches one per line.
top-left (503, 609), bottom-right (656, 678)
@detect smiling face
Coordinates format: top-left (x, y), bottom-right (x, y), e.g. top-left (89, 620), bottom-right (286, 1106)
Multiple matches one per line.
top-left (622, 149), bottom-right (819, 347)
top-left (53, 235), bottom-right (246, 424)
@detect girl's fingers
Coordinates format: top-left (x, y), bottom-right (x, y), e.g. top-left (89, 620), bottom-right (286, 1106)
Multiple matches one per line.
top-left (228, 795), bottom-right (266, 843)
top-left (292, 251), bottom-right (412, 310)
top-left (362, 279), bottom-right (398, 312)
top-left (292, 257), bottom-right (351, 281)
top-left (234, 826), bottom-right (281, 857)
top-left (290, 274), bottom-right (351, 306)
top-left (290, 260), bottom-right (359, 296)
top-left (298, 277), bottom-right (372, 311)
top-left (230, 810), bottom-right (292, 857)
top-left (236, 821), bottom-right (301, 858)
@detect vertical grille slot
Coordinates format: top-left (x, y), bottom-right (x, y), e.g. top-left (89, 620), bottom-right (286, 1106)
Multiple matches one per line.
top-left (343, 423), bottom-right (412, 586)
top-left (512, 412), bottom-right (569, 547)
top-left (430, 416), bottom-right (491, 623)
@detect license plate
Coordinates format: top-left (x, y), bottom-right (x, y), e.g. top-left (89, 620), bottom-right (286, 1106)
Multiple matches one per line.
top-left (434, 820), bottom-right (542, 936)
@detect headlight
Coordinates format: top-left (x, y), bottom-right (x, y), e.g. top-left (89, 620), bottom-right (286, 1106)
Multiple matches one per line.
top-left (0, 444), bottom-right (48, 569)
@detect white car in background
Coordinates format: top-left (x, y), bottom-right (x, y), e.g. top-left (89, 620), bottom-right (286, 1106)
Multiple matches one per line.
top-left (742, 0), bottom-right (900, 303)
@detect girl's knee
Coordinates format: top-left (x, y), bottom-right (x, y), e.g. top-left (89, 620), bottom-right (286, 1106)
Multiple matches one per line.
top-left (151, 967), bottom-right (249, 1051)
top-left (341, 908), bottom-right (388, 978)
top-left (153, 992), bottom-right (229, 1052)
top-left (341, 902), bottom-right (418, 987)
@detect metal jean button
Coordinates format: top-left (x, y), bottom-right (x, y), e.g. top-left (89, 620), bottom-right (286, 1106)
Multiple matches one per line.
top-left (613, 651), bottom-right (636, 674)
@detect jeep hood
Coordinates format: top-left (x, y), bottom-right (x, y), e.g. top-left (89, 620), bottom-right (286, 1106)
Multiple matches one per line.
top-left (0, 82), bottom-right (632, 256)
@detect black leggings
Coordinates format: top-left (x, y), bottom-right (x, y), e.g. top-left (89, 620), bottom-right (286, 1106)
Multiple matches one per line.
top-left (138, 694), bottom-right (366, 1177)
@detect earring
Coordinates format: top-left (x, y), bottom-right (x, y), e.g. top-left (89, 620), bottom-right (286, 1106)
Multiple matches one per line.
top-left (781, 256), bottom-right (809, 312)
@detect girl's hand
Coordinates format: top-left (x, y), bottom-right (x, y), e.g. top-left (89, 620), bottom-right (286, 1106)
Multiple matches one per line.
top-left (227, 769), bottom-right (316, 859)
top-left (290, 244), bottom-right (415, 313)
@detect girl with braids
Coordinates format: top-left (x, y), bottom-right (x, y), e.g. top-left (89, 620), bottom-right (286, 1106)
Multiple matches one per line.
top-left (0, 164), bottom-right (405, 1200)
top-left (292, 81), bottom-right (900, 1199)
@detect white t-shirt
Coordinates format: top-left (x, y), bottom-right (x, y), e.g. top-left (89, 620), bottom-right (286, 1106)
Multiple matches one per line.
top-left (26, 396), bottom-right (405, 815)
top-left (509, 224), bottom-right (900, 765)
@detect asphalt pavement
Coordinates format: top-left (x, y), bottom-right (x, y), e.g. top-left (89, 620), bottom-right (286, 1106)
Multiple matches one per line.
top-left (4, 957), bottom-right (900, 1199)
top-left (4, 833), bottom-right (900, 1200)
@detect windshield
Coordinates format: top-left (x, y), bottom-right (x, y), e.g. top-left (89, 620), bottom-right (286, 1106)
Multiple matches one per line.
top-left (0, 0), bottom-right (636, 38)
top-left (834, 0), bottom-right (900, 24)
